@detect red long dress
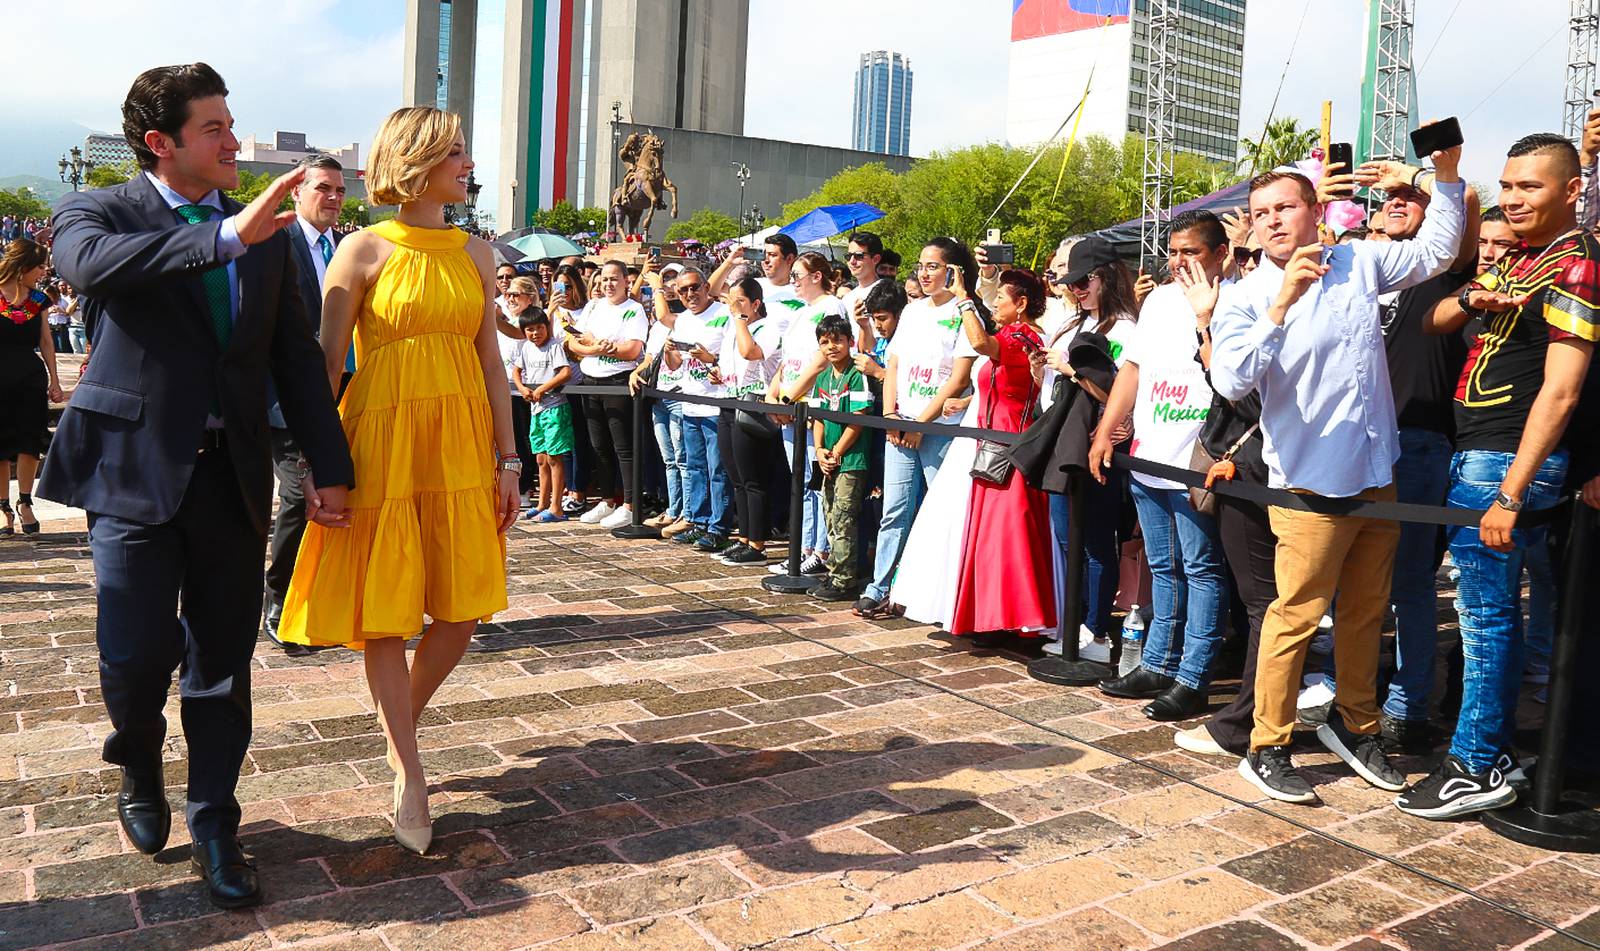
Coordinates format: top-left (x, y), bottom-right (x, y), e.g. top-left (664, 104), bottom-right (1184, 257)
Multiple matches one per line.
top-left (950, 323), bottom-right (1057, 637)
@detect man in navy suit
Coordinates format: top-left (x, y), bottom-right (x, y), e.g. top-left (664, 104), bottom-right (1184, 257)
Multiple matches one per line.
top-left (41, 63), bottom-right (354, 909)
top-left (263, 153), bottom-right (348, 654)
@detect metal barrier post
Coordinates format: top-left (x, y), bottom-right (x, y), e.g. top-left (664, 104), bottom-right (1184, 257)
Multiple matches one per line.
top-left (763, 402), bottom-right (818, 594)
top-left (1029, 470), bottom-right (1113, 685)
top-left (1483, 496), bottom-right (1600, 852)
top-left (611, 388), bottom-right (663, 540)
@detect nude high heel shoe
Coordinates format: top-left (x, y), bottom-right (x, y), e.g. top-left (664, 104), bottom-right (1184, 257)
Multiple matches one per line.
top-left (392, 775), bottom-right (433, 855)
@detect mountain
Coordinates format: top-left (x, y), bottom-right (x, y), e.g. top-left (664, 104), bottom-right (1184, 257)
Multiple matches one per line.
top-left (0, 176), bottom-right (70, 203)
top-left (0, 117), bottom-right (100, 186)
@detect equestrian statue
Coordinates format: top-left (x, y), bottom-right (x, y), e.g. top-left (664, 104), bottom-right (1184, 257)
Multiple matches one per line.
top-left (608, 131), bottom-right (679, 238)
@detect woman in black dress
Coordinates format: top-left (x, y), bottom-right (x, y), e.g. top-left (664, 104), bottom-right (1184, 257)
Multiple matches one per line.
top-left (0, 239), bottom-right (63, 536)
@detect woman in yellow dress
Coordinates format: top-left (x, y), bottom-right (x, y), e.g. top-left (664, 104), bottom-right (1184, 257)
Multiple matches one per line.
top-left (279, 106), bottom-right (519, 854)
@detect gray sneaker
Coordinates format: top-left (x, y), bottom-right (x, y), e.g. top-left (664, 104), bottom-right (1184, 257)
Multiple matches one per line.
top-left (1239, 746), bottom-right (1317, 804)
top-left (1318, 713), bottom-right (1406, 791)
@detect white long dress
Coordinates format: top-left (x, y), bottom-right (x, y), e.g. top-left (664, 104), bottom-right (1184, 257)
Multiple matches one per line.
top-left (891, 360), bottom-right (987, 628)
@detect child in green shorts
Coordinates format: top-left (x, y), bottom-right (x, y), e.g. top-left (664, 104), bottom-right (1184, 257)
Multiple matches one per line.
top-left (810, 313), bottom-right (875, 601)
top-left (512, 309), bottom-right (574, 522)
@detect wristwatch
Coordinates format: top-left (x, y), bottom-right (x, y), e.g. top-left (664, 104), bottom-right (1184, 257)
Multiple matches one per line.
top-left (496, 453), bottom-right (523, 474)
top-left (1494, 490), bottom-right (1524, 512)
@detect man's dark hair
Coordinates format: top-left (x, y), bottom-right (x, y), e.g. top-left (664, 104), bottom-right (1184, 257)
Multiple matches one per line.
top-left (1248, 170), bottom-right (1317, 208)
top-left (296, 153), bottom-right (344, 174)
top-left (864, 279), bottom-right (907, 318)
top-left (122, 63), bottom-right (229, 170)
top-left (1169, 209), bottom-right (1228, 250)
top-left (1482, 205), bottom-right (1507, 224)
top-left (1507, 133), bottom-right (1581, 181)
top-left (816, 313), bottom-right (854, 342)
top-left (1338, 227), bottom-right (1370, 243)
top-left (880, 248), bottom-right (901, 269)
top-left (847, 230), bottom-right (883, 257)
top-left (765, 233), bottom-right (798, 258)
top-left (520, 307), bottom-right (551, 329)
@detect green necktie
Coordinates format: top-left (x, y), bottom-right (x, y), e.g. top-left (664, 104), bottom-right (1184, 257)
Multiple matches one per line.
top-left (317, 233), bottom-right (333, 266)
top-left (174, 204), bottom-right (234, 351)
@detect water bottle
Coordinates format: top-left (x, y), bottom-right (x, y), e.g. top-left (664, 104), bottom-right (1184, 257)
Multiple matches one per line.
top-left (1118, 606), bottom-right (1146, 675)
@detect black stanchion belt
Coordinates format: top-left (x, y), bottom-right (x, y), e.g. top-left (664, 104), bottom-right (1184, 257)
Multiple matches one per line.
top-left (552, 383), bottom-right (1568, 529)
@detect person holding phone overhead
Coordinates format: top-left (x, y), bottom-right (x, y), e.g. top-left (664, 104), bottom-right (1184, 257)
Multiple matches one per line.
top-left (1209, 133), bottom-right (1467, 806)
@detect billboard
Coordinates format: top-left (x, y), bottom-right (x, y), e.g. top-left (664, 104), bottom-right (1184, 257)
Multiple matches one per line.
top-left (1011, 0), bottom-right (1130, 42)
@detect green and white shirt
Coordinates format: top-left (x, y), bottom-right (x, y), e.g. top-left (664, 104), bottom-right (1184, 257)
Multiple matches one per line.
top-left (674, 302), bottom-right (730, 419)
top-left (576, 297), bottom-right (648, 378)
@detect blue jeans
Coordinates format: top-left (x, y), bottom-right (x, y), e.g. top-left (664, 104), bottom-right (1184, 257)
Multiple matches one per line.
top-left (1446, 448), bottom-right (1567, 773)
top-left (1129, 481), bottom-right (1228, 690)
top-left (651, 401), bottom-right (685, 520)
top-left (782, 429), bottom-right (829, 555)
top-left (1049, 469), bottom-right (1124, 638)
top-left (865, 433), bottom-right (953, 601)
top-left (1383, 427), bottom-right (1453, 722)
top-left (681, 414), bottom-right (731, 534)
top-left (1522, 533), bottom-right (1556, 679)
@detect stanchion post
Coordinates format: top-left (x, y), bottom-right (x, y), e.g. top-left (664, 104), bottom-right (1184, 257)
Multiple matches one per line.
top-left (1483, 496), bottom-right (1600, 852)
top-left (611, 387), bottom-right (663, 540)
top-left (763, 402), bottom-right (818, 594)
top-left (1029, 469), bottom-right (1113, 685)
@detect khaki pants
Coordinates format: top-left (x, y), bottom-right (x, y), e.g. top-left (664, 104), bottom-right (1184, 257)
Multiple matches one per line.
top-left (1251, 484), bottom-right (1400, 751)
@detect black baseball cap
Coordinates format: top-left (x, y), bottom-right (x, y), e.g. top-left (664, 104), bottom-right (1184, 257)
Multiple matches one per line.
top-left (1053, 235), bottom-right (1121, 286)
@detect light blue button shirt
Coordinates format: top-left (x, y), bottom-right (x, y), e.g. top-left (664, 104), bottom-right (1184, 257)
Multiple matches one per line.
top-left (1209, 179), bottom-right (1466, 498)
top-left (144, 172), bottom-right (246, 323)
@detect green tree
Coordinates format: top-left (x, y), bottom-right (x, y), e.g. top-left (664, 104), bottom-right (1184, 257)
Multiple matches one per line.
top-left (340, 198), bottom-right (370, 227)
top-left (0, 189), bottom-right (50, 220)
top-left (86, 162), bottom-right (135, 190)
top-left (1238, 117), bottom-right (1319, 175)
top-left (664, 207), bottom-right (740, 244)
top-left (534, 200), bottom-right (607, 235)
top-left (226, 169), bottom-right (291, 211)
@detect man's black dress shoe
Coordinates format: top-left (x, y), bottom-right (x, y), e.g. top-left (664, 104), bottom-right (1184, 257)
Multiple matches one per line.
top-left (264, 611), bottom-right (319, 657)
top-left (117, 767), bottom-right (170, 856)
top-left (1143, 682), bottom-right (1209, 721)
top-left (1099, 666), bottom-right (1175, 699)
top-left (192, 837), bottom-right (262, 909)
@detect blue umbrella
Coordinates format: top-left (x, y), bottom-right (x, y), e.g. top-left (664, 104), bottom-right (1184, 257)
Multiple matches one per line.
top-left (505, 228), bottom-right (586, 260)
top-left (778, 203), bottom-right (885, 246)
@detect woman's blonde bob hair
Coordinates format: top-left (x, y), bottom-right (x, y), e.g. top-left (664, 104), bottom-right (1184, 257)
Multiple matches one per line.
top-left (366, 106), bottom-right (462, 207)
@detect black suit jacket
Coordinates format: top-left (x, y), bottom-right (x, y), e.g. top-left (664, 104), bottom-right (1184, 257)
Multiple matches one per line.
top-left (272, 220), bottom-right (339, 427)
top-left (40, 174), bottom-right (355, 534)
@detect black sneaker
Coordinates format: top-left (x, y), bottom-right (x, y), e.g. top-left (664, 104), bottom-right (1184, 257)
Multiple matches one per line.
top-left (1239, 746), bottom-right (1317, 804)
top-left (1496, 750), bottom-right (1528, 785)
top-left (1318, 713), bottom-right (1406, 791)
top-left (722, 545), bottom-right (769, 566)
top-left (812, 582), bottom-right (857, 602)
top-left (695, 533), bottom-right (732, 554)
top-left (799, 553), bottom-right (828, 576)
top-left (716, 543), bottom-right (752, 564)
top-left (672, 528), bottom-right (704, 546)
top-left (1379, 713), bottom-right (1435, 755)
top-left (1395, 754), bottom-right (1516, 819)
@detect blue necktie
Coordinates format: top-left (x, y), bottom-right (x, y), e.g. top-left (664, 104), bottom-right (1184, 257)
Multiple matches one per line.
top-left (317, 233), bottom-right (333, 266)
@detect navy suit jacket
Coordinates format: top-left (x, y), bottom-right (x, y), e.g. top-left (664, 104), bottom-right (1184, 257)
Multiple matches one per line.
top-left (40, 174), bottom-right (355, 534)
top-left (271, 221), bottom-right (337, 428)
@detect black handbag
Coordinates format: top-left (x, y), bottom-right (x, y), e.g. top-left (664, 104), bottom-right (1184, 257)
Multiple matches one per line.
top-left (970, 361), bottom-right (1036, 485)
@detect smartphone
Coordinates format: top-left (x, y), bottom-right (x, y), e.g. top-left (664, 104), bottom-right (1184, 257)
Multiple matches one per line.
top-left (1140, 254), bottom-right (1167, 281)
top-left (553, 280), bottom-right (567, 295)
top-left (980, 242), bottom-right (1016, 265)
top-left (742, 247), bottom-right (764, 263)
top-left (1018, 334), bottom-right (1043, 355)
top-left (986, 228), bottom-right (1002, 244)
top-left (648, 245), bottom-right (661, 261)
top-left (944, 265), bottom-right (956, 289)
top-left (1327, 140), bottom-right (1353, 176)
top-left (1410, 117), bottom-right (1463, 158)
top-left (668, 339), bottom-right (695, 352)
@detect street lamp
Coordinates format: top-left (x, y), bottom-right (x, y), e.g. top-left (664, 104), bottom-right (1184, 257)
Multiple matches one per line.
top-left (59, 147), bottom-right (95, 192)
top-left (464, 171), bottom-right (481, 234)
top-left (610, 100), bottom-right (623, 237)
top-left (730, 162), bottom-right (751, 237)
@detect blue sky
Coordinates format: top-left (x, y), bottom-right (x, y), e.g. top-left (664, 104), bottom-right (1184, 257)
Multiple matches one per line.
top-left (4, 0), bottom-right (1574, 221)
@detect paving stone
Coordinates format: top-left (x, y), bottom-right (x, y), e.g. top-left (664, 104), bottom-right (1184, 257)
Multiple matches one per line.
top-left (1102, 823), bottom-right (1254, 880)
top-left (1107, 869), bottom-right (1272, 937)
top-left (557, 680), bottom-right (676, 707)
top-left (543, 766), bottom-right (699, 811)
top-left (382, 894), bottom-right (589, 950)
top-left (615, 814), bottom-right (782, 864)
top-left (980, 810), bottom-right (1139, 865)
top-left (634, 687), bottom-right (759, 717)
top-left (1220, 833), bottom-right (1376, 894)
top-left (839, 843), bottom-right (1011, 907)
top-left (249, 734), bottom-right (387, 771)
top-left (616, 710), bottom-right (751, 743)
top-left (0, 824), bottom-right (122, 872)
top-left (973, 907), bottom-right (1149, 950)
top-left (568, 861), bottom-right (749, 925)
top-left (743, 675), bottom-right (855, 700)
top-left (1153, 920), bottom-right (1306, 950)
top-left (56, 913), bottom-right (274, 951)
top-left (754, 789), bottom-right (909, 836)
top-left (821, 892), bottom-right (1011, 951)
top-left (136, 857), bottom-right (335, 925)
top-left (1480, 860), bottom-right (1600, 923)
top-left (0, 893), bottom-right (136, 951)
top-left (1260, 876), bottom-right (1422, 946)
top-left (535, 916), bottom-right (717, 951)
top-left (691, 879), bottom-right (869, 948)
top-left (700, 719), bottom-right (830, 751)
top-left (678, 749), bottom-right (819, 786)
top-left (978, 853), bottom-right (1137, 918)
top-left (451, 843), bottom-right (632, 905)
top-left (259, 874), bottom-right (467, 943)
top-left (322, 830), bottom-right (506, 888)
top-left (1383, 896), bottom-right (1546, 950)
top-left (578, 740), bottom-right (721, 776)
top-left (862, 800), bottom-right (1015, 853)
top-left (639, 779), bottom-right (792, 826)
top-left (495, 803), bottom-right (661, 857)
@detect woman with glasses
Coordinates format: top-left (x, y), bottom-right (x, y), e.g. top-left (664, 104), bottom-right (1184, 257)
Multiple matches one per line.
top-left (1039, 236), bottom-right (1139, 661)
top-left (566, 260), bottom-right (648, 527)
top-left (714, 277), bottom-right (786, 566)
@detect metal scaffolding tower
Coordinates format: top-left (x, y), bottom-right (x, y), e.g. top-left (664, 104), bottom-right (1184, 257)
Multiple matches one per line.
top-left (1565, 0), bottom-right (1600, 143)
top-left (1139, 0), bottom-right (1177, 266)
top-left (1368, 0), bottom-right (1415, 162)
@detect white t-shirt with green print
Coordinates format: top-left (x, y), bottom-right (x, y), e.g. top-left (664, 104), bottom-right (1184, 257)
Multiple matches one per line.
top-left (673, 303), bottom-right (731, 419)
top-left (777, 296), bottom-right (849, 399)
top-left (576, 297), bottom-right (649, 379)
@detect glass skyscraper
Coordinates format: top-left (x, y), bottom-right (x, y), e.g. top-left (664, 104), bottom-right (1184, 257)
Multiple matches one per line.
top-left (852, 50), bottom-right (913, 157)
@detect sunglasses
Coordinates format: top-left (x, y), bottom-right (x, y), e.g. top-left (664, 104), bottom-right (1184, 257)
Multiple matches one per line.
top-left (846, 251), bottom-right (869, 261)
top-left (677, 282), bottom-right (705, 293)
top-left (1067, 275), bottom-right (1095, 290)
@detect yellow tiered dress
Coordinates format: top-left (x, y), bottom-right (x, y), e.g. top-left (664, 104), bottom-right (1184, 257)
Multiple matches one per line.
top-left (280, 219), bottom-right (507, 648)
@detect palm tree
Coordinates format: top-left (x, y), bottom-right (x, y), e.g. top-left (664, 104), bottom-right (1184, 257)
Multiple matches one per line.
top-left (1238, 118), bottom-right (1320, 175)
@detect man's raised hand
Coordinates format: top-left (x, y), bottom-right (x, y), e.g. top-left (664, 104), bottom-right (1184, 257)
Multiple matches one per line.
top-left (235, 167), bottom-right (305, 246)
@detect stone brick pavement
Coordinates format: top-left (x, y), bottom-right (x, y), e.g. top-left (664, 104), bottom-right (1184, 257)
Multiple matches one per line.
top-left (1, 508), bottom-right (1597, 950)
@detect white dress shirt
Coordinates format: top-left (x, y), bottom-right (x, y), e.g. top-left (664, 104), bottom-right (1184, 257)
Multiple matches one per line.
top-left (144, 172), bottom-right (245, 323)
top-left (1209, 179), bottom-right (1466, 498)
top-left (296, 216), bottom-right (334, 290)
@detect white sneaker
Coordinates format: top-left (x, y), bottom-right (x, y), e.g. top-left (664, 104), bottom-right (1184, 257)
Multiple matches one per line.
top-left (1044, 626), bottom-right (1112, 662)
top-left (1175, 724), bottom-right (1228, 757)
top-left (1296, 675), bottom-right (1336, 725)
top-left (580, 501), bottom-right (615, 525)
top-left (599, 505), bottom-right (633, 529)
